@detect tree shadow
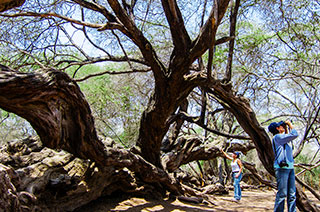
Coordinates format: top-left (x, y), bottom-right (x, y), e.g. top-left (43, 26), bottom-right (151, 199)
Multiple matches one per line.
top-left (75, 194), bottom-right (236, 212)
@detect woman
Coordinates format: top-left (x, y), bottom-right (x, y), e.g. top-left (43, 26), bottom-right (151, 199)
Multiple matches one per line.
top-left (221, 149), bottom-right (243, 202)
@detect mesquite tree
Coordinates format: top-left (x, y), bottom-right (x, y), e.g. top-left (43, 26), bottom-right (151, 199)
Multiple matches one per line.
top-left (0, 0), bottom-right (320, 211)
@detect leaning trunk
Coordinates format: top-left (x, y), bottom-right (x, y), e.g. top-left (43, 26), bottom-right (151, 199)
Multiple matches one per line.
top-left (207, 80), bottom-right (319, 211)
top-left (0, 65), bottom-right (186, 197)
top-left (0, 65), bottom-right (105, 162)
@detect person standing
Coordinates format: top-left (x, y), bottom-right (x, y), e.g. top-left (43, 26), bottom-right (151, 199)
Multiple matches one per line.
top-left (268, 120), bottom-right (298, 212)
top-left (221, 149), bottom-right (243, 202)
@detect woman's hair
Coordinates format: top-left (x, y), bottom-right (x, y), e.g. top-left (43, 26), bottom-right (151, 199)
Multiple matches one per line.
top-left (233, 151), bottom-right (240, 158)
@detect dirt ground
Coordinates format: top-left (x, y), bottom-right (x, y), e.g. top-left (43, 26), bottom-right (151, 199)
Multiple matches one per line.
top-left (75, 188), bottom-right (320, 212)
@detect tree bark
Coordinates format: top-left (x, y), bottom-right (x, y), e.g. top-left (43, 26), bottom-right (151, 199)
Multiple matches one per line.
top-left (136, 0), bottom-right (231, 167)
top-left (205, 80), bottom-right (320, 211)
top-left (0, 164), bottom-right (24, 212)
top-left (0, 0), bottom-right (25, 12)
top-left (161, 135), bottom-right (255, 172)
top-left (206, 82), bottom-right (275, 174)
top-left (0, 65), bottom-right (104, 162)
top-left (0, 65), bottom-right (184, 195)
top-left (0, 137), bottom-right (162, 211)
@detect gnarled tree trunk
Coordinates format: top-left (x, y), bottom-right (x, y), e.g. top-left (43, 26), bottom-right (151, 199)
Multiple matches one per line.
top-left (136, 0), bottom-right (231, 167)
top-left (205, 80), bottom-right (319, 211)
top-left (0, 137), bottom-right (165, 211)
top-left (0, 65), bottom-right (184, 197)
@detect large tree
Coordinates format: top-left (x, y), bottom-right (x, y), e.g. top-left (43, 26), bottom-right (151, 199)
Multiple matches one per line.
top-left (0, 0), bottom-right (319, 211)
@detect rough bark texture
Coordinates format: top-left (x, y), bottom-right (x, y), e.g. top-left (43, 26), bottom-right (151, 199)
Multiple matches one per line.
top-left (0, 137), bottom-right (113, 211)
top-left (0, 0), bottom-right (318, 211)
top-left (0, 137), bottom-right (176, 211)
top-left (206, 80), bottom-right (320, 211)
top-left (0, 65), bottom-right (104, 163)
top-left (136, 0), bottom-right (231, 167)
top-left (161, 135), bottom-right (255, 172)
top-left (0, 164), bottom-right (24, 212)
top-left (0, 66), bottom-right (185, 198)
top-left (0, 137), bottom-right (232, 211)
top-left (0, 0), bottom-right (25, 12)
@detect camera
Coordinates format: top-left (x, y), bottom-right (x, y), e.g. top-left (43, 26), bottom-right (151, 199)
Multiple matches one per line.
top-left (279, 121), bottom-right (289, 133)
top-left (279, 160), bottom-right (288, 168)
top-left (279, 121), bottom-right (287, 127)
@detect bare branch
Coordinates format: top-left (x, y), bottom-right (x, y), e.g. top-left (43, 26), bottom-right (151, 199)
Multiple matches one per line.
top-left (80, 8), bottom-right (111, 57)
top-left (294, 101), bottom-right (320, 157)
top-left (106, 0), bottom-right (166, 80)
top-left (225, 0), bottom-right (240, 82)
top-left (161, 0), bottom-right (191, 52)
top-left (0, 12), bottom-right (105, 29)
top-left (72, 0), bottom-right (118, 22)
top-left (57, 55), bottom-right (148, 70)
top-left (296, 177), bottom-right (320, 202)
top-left (296, 160), bottom-right (320, 177)
top-left (189, 0), bottom-right (230, 63)
top-left (74, 68), bottom-right (152, 82)
top-left (174, 112), bottom-right (250, 140)
top-left (215, 36), bottom-right (235, 45)
top-left (58, 25), bottom-right (91, 60)
top-left (111, 30), bottom-right (133, 69)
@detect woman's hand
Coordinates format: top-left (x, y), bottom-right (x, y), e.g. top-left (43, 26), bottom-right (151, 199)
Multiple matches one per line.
top-left (285, 120), bottom-right (293, 129)
top-left (220, 148), bottom-right (225, 156)
top-left (235, 173), bottom-right (240, 178)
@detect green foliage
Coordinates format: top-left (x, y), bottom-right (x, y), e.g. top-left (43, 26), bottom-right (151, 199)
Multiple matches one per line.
top-left (0, 109), bottom-right (36, 145)
top-left (295, 151), bottom-right (320, 189)
top-left (65, 64), bottom-right (150, 148)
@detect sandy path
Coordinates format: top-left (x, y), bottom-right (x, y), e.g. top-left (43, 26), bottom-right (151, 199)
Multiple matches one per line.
top-left (76, 189), bottom-right (319, 212)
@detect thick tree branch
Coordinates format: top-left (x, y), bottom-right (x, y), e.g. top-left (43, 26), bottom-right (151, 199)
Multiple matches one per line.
top-left (162, 135), bottom-right (255, 172)
top-left (106, 0), bottom-right (166, 81)
top-left (71, 0), bottom-right (118, 22)
top-left (225, 0), bottom-right (240, 82)
top-left (189, 0), bottom-right (230, 62)
top-left (161, 0), bottom-right (191, 53)
top-left (0, 65), bottom-right (184, 195)
top-left (205, 82), bottom-right (275, 174)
